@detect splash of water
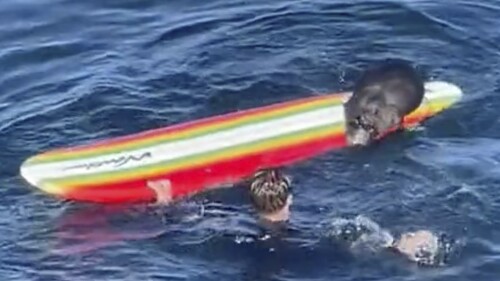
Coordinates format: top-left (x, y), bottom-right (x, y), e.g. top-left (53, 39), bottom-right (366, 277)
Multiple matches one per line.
top-left (328, 215), bottom-right (394, 252)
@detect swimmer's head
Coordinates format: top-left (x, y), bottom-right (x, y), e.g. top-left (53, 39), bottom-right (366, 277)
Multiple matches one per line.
top-left (248, 168), bottom-right (292, 222)
top-left (393, 230), bottom-right (456, 266)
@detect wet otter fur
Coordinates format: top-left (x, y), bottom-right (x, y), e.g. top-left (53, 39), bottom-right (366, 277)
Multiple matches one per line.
top-left (344, 59), bottom-right (425, 146)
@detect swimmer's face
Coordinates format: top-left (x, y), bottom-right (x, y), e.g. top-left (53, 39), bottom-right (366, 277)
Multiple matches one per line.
top-left (395, 230), bottom-right (439, 264)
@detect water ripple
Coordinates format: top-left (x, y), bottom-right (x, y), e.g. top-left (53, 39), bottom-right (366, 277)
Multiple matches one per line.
top-left (1, 0), bottom-right (500, 280)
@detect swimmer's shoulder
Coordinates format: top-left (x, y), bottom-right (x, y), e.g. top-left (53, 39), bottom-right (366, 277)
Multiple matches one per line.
top-left (256, 218), bottom-right (303, 239)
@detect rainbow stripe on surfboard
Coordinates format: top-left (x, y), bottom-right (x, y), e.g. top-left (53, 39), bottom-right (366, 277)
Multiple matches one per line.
top-left (20, 81), bottom-right (462, 204)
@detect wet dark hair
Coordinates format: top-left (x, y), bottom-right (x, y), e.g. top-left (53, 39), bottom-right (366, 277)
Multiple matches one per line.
top-left (248, 169), bottom-right (291, 214)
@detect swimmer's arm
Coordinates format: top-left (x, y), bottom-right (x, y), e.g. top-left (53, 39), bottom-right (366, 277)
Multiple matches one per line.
top-left (147, 179), bottom-right (174, 205)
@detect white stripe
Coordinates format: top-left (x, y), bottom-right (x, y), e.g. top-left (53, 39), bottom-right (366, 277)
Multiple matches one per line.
top-left (22, 106), bottom-right (344, 182)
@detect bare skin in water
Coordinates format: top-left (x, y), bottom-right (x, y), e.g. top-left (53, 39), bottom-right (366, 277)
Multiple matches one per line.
top-left (391, 230), bottom-right (440, 265)
top-left (147, 179), bottom-right (173, 205)
top-left (330, 215), bottom-right (455, 266)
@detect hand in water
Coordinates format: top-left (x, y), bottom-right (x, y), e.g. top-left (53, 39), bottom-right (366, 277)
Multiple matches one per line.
top-left (328, 215), bottom-right (459, 266)
top-left (392, 230), bottom-right (460, 266)
top-left (393, 230), bottom-right (438, 264)
top-left (147, 179), bottom-right (173, 205)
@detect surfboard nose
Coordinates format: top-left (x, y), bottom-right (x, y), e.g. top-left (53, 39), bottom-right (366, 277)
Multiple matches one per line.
top-left (425, 81), bottom-right (463, 101)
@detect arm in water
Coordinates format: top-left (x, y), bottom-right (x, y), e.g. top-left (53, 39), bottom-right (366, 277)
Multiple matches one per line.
top-left (329, 215), bottom-right (459, 266)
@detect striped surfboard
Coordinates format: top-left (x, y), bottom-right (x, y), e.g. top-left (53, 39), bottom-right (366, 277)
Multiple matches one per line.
top-left (20, 81), bottom-right (462, 204)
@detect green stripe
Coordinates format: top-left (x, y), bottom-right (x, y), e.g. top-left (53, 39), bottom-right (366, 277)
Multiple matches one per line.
top-left (425, 96), bottom-right (456, 113)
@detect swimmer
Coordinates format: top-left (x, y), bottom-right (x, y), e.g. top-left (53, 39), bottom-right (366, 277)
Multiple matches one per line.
top-left (247, 168), bottom-right (292, 223)
top-left (330, 215), bottom-right (456, 266)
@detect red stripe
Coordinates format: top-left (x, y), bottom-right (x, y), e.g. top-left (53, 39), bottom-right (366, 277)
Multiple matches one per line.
top-left (375, 113), bottom-right (428, 139)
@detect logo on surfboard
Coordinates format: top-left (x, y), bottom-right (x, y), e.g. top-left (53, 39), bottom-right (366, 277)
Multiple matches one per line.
top-left (63, 151), bottom-right (153, 171)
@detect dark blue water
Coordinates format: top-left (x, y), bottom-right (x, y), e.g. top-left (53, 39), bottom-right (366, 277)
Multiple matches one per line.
top-left (1, 0), bottom-right (500, 280)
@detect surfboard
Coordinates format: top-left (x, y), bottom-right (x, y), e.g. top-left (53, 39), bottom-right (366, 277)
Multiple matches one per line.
top-left (20, 81), bottom-right (462, 204)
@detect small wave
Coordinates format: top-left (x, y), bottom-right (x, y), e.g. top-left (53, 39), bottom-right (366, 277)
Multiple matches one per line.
top-left (408, 137), bottom-right (500, 182)
top-left (146, 17), bottom-right (234, 48)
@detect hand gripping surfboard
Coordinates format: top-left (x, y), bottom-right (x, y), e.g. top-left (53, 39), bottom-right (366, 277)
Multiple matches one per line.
top-left (20, 81), bottom-right (462, 204)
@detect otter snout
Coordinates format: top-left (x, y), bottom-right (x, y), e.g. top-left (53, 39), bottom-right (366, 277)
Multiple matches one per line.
top-left (346, 128), bottom-right (372, 146)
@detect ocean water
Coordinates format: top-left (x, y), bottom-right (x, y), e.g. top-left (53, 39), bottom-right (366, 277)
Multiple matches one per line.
top-left (1, 0), bottom-right (500, 280)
